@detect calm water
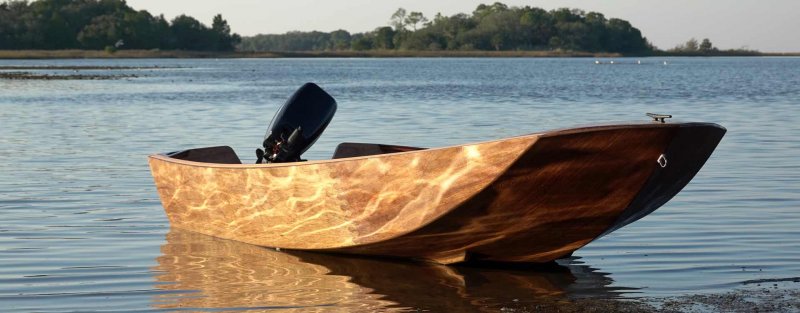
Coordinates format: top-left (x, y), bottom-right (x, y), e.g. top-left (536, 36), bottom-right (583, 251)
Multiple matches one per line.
top-left (1, 57), bottom-right (799, 312)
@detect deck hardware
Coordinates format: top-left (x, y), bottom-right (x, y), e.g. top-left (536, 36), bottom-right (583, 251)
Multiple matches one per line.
top-left (658, 154), bottom-right (668, 168)
top-left (647, 113), bottom-right (672, 123)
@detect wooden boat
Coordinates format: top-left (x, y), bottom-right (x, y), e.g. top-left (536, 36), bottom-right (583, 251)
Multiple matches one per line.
top-left (149, 118), bottom-right (725, 264)
top-left (150, 83), bottom-right (725, 264)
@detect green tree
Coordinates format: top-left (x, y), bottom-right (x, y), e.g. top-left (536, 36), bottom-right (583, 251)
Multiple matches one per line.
top-left (0, 1), bottom-right (26, 49)
top-left (211, 14), bottom-right (240, 51)
top-left (236, 2), bottom-right (653, 54)
top-left (116, 10), bottom-right (169, 49)
top-left (77, 14), bottom-right (121, 49)
top-left (473, 2), bottom-right (508, 20)
top-left (604, 18), bottom-right (648, 53)
top-left (390, 8), bottom-right (407, 31)
top-left (401, 27), bottom-right (445, 50)
top-left (551, 8), bottom-right (582, 23)
top-left (555, 20), bottom-right (590, 51)
top-left (404, 11), bottom-right (427, 31)
top-left (548, 36), bottom-right (563, 49)
top-left (0, 0), bottom-right (240, 51)
top-left (373, 26), bottom-right (395, 49)
top-left (583, 12), bottom-right (607, 51)
top-left (519, 7), bottom-right (553, 48)
top-left (169, 14), bottom-right (210, 50)
top-left (699, 38), bottom-right (713, 52)
top-left (683, 38), bottom-right (699, 51)
top-left (444, 13), bottom-right (477, 49)
top-left (350, 34), bottom-right (372, 50)
top-left (389, 7), bottom-right (408, 47)
top-left (329, 29), bottom-right (351, 50)
top-left (490, 34), bottom-right (503, 50)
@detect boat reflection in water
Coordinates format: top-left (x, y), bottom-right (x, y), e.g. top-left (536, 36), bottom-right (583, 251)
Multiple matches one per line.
top-left (152, 229), bottom-right (636, 312)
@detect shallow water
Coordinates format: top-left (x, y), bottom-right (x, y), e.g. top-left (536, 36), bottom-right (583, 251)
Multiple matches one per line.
top-left (1, 57), bottom-right (799, 312)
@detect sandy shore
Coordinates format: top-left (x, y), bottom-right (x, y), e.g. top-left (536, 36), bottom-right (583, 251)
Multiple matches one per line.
top-left (500, 287), bottom-right (799, 313)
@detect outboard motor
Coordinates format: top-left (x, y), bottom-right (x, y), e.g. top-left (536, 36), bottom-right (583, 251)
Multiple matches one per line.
top-left (256, 83), bottom-right (337, 163)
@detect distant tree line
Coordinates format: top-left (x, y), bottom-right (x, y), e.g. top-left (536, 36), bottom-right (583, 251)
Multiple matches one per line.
top-left (0, 0), bottom-right (240, 51)
top-left (666, 37), bottom-right (760, 56)
top-left (672, 38), bottom-right (716, 53)
top-left (240, 2), bottom-right (652, 53)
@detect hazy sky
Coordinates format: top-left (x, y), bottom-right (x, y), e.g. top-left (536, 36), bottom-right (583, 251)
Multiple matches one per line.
top-left (126, 0), bottom-right (800, 52)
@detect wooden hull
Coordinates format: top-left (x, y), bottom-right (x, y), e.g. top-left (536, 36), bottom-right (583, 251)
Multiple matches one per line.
top-left (148, 122), bottom-right (725, 264)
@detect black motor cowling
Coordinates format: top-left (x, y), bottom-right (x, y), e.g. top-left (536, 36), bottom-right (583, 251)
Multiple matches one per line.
top-left (256, 83), bottom-right (337, 163)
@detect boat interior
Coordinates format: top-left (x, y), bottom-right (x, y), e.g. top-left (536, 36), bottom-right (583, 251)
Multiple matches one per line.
top-left (166, 143), bottom-right (426, 165)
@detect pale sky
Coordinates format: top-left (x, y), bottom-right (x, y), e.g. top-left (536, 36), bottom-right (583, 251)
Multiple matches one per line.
top-left (126, 0), bottom-right (800, 52)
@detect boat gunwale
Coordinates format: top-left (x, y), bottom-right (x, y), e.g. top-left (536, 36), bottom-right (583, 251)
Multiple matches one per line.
top-left (148, 121), bottom-right (723, 169)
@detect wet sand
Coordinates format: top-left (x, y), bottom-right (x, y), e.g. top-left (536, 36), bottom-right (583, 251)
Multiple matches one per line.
top-left (497, 288), bottom-right (800, 313)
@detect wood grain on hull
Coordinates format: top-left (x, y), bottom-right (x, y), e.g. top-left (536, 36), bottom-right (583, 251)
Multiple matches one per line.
top-left (149, 123), bottom-right (725, 264)
top-left (601, 125), bottom-right (727, 237)
top-left (333, 125), bottom-right (677, 263)
top-left (149, 136), bottom-right (536, 249)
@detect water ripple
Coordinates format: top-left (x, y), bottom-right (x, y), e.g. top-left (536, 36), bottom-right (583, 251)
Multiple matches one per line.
top-left (1, 57), bottom-right (799, 311)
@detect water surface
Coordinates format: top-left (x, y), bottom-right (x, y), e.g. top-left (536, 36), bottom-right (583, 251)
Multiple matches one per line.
top-left (1, 57), bottom-right (799, 312)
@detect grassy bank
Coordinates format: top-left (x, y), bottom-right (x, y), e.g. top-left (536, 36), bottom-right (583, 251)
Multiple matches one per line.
top-left (1, 49), bottom-right (797, 59)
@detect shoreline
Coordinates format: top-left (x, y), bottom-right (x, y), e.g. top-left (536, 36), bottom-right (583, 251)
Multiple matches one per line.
top-left (1, 49), bottom-right (799, 59)
top-left (0, 49), bottom-right (621, 59)
top-left (522, 287), bottom-right (800, 313)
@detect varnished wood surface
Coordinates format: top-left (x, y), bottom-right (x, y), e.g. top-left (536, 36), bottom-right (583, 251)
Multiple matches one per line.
top-left (149, 122), bottom-right (725, 264)
top-left (333, 125), bottom-right (675, 262)
top-left (601, 124), bottom-right (726, 236)
top-left (149, 134), bottom-right (535, 250)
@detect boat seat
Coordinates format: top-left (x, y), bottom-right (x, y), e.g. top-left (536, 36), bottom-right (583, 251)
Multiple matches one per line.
top-left (332, 143), bottom-right (425, 159)
top-left (166, 146), bottom-right (242, 164)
